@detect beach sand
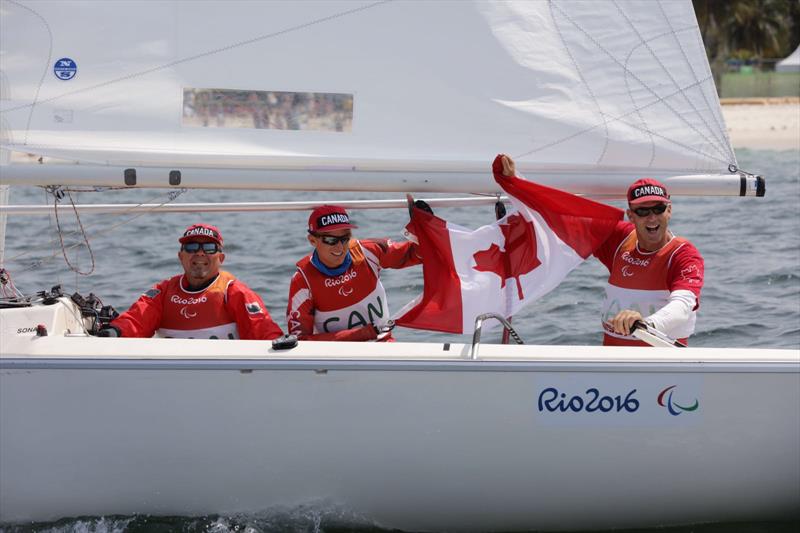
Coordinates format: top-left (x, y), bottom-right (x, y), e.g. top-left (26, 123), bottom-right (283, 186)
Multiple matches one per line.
top-left (721, 98), bottom-right (800, 151)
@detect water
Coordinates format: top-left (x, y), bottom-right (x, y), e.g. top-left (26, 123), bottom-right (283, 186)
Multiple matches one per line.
top-left (2, 515), bottom-right (800, 533)
top-left (1, 149), bottom-right (799, 533)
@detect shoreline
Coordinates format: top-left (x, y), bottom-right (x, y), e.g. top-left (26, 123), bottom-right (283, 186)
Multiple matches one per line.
top-left (720, 97), bottom-right (799, 151)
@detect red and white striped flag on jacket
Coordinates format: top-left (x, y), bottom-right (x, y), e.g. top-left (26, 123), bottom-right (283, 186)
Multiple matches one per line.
top-left (394, 155), bottom-right (623, 334)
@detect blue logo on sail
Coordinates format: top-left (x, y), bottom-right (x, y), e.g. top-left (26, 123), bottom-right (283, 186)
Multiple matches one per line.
top-left (53, 58), bottom-right (77, 80)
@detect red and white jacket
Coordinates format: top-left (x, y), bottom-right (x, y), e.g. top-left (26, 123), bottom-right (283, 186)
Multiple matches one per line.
top-left (286, 239), bottom-right (421, 341)
top-left (111, 271), bottom-right (283, 340)
top-left (594, 221), bottom-right (704, 346)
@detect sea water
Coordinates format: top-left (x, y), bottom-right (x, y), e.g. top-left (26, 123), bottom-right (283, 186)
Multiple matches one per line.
top-left (1, 149), bottom-right (798, 532)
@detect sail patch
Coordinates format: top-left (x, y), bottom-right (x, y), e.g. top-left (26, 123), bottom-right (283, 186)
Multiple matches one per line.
top-left (53, 58), bottom-right (77, 81)
top-left (183, 88), bottom-right (353, 132)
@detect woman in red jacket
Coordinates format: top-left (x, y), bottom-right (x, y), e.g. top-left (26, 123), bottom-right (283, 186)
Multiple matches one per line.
top-left (286, 205), bottom-right (421, 341)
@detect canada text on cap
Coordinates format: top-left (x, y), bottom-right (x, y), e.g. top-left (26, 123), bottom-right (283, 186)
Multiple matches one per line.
top-left (627, 178), bottom-right (670, 206)
top-left (308, 205), bottom-right (357, 233)
top-left (179, 223), bottom-right (223, 245)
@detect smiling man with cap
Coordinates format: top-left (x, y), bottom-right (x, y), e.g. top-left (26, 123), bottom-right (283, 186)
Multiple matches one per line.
top-left (593, 177), bottom-right (705, 345)
top-left (99, 223), bottom-right (283, 340)
top-left (287, 205), bottom-right (423, 341)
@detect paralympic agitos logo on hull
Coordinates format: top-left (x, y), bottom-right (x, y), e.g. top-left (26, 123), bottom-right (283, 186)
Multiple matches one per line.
top-left (657, 385), bottom-right (699, 416)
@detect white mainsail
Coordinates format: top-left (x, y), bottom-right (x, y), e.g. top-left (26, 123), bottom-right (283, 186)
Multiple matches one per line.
top-left (0, 0), bottom-right (752, 195)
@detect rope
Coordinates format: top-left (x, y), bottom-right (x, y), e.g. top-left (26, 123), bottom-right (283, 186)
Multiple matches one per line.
top-left (52, 187), bottom-right (95, 276)
top-left (8, 187), bottom-right (187, 274)
top-left (506, 325), bottom-right (524, 345)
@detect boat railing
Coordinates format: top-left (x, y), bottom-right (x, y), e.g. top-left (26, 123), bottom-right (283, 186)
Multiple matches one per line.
top-left (470, 313), bottom-right (524, 359)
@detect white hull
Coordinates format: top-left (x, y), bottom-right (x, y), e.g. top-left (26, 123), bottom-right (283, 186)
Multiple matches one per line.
top-left (2, 309), bottom-right (798, 531)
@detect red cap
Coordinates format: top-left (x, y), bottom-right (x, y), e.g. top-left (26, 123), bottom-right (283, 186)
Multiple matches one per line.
top-left (308, 205), bottom-right (357, 233)
top-left (179, 223), bottom-right (223, 246)
top-left (627, 178), bottom-right (670, 206)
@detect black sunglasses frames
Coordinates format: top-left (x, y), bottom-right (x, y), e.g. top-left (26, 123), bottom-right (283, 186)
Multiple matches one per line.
top-left (182, 242), bottom-right (221, 254)
top-left (632, 204), bottom-right (668, 217)
top-left (312, 233), bottom-right (351, 246)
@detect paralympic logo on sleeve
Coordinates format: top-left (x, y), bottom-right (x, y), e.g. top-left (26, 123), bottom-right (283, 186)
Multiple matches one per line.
top-left (657, 385), bottom-right (699, 416)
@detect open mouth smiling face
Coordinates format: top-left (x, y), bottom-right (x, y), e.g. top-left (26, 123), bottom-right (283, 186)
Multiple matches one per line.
top-left (628, 202), bottom-right (672, 252)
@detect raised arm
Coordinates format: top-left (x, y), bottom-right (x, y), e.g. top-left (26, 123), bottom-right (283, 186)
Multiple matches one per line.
top-left (361, 239), bottom-right (422, 270)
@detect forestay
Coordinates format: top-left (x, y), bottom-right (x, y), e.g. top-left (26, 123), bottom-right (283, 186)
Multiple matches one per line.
top-left (0, 0), bottom-right (752, 195)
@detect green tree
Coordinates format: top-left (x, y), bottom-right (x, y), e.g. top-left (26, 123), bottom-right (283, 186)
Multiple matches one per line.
top-left (728, 0), bottom-right (788, 58)
top-left (693, 0), bottom-right (800, 89)
top-left (694, 0), bottom-right (730, 88)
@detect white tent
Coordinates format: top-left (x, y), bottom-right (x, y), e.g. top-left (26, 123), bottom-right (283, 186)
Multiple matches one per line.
top-left (776, 44), bottom-right (800, 72)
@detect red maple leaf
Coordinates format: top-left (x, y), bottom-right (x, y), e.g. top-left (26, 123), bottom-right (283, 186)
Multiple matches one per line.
top-left (472, 214), bottom-right (541, 300)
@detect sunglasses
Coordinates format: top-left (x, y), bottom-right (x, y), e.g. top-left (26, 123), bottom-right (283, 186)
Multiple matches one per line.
top-left (182, 242), bottom-right (221, 254)
top-left (313, 233), bottom-right (351, 246)
top-left (632, 204), bottom-right (668, 217)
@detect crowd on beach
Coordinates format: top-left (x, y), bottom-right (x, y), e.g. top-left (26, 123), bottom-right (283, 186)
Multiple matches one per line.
top-left (182, 88), bottom-right (353, 132)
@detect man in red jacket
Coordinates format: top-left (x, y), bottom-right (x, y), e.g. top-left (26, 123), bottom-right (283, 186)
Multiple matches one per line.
top-left (498, 154), bottom-right (703, 346)
top-left (594, 178), bottom-right (704, 346)
top-left (100, 223), bottom-right (283, 340)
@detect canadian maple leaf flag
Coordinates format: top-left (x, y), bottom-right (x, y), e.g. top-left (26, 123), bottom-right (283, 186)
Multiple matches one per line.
top-left (394, 155), bottom-right (623, 334)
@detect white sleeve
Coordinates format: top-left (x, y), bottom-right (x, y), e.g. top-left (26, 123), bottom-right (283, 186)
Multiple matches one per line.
top-left (645, 290), bottom-right (696, 338)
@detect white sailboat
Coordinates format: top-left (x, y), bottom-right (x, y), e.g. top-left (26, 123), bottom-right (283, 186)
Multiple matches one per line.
top-left (0, 1), bottom-right (797, 531)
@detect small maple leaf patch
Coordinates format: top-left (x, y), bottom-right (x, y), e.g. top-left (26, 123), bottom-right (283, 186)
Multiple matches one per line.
top-left (472, 214), bottom-right (541, 300)
top-left (680, 264), bottom-right (700, 283)
top-left (144, 288), bottom-right (161, 299)
top-left (245, 302), bottom-right (263, 314)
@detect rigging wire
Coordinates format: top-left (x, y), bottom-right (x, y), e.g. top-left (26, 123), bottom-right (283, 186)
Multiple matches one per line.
top-left (51, 186), bottom-right (95, 276)
top-left (6, 187), bottom-right (188, 274)
top-left (6, 187), bottom-right (187, 261)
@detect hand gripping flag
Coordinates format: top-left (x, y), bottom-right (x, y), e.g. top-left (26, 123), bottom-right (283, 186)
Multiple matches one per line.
top-left (394, 155), bottom-right (623, 334)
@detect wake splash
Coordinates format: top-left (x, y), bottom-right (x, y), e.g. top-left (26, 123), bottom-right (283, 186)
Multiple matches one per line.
top-left (1, 503), bottom-right (386, 533)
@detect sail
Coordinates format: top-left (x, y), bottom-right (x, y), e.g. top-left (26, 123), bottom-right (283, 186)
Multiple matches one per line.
top-left (0, 0), bottom-right (742, 193)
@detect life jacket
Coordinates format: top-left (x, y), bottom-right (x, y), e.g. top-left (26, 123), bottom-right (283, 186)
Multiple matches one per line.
top-left (601, 233), bottom-right (694, 346)
top-left (156, 271), bottom-right (239, 339)
top-left (295, 241), bottom-right (390, 334)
